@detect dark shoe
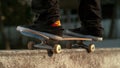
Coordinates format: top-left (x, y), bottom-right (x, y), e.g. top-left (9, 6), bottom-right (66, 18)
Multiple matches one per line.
top-left (65, 27), bottom-right (103, 41)
top-left (17, 23), bottom-right (63, 37)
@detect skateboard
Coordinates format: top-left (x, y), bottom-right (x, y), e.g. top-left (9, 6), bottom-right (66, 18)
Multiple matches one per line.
top-left (17, 26), bottom-right (96, 54)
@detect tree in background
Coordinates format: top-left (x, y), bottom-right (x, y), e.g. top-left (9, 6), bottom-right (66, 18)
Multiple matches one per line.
top-left (1, 0), bottom-right (32, 26)
top-left (0, 0), bottom-right (32, 49)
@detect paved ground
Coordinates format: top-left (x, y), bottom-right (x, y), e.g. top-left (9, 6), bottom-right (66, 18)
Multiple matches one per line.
top-left (0, 48), bottom-right (120, 68)
top-left (0, 39), bottom-right (120, 68)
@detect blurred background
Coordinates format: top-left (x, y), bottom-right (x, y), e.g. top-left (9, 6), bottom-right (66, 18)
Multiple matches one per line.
top-left (0, 0), bottom-right (120, 49)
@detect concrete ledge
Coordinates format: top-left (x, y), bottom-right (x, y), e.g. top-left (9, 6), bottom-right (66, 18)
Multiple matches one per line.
top-left (0, 48), bottom-right (120, 68)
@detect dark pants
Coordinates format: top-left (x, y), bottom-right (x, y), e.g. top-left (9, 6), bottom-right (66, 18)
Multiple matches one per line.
top-left (32, 0), bottom-right (102, 27)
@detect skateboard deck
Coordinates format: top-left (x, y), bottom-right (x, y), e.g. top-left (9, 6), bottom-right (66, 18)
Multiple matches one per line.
top-left (17, 26), bottom-right (93, 41)
top-left (17, 26), bottom-right (96, 54)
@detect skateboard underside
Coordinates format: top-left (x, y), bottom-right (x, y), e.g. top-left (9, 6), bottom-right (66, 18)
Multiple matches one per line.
top-left (17, 26), bottom-right (96, 54)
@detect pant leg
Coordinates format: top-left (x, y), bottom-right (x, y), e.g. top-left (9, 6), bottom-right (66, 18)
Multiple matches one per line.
top-left (79, 0), bottom-right (102, 27)
top-left (31, 0), bottom-right (60, 25)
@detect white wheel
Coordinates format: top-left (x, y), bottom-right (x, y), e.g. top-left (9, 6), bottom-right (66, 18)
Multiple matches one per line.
top-left (88, 44), bottom-right (95, 52)
top-left (27, 41), bottom-right (35, 50)
top-left (53, 44), bottom-right (62, 54)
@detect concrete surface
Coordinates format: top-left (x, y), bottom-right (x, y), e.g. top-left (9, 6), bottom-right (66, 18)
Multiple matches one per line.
top-left (0, 48), bottom-right (120, 68)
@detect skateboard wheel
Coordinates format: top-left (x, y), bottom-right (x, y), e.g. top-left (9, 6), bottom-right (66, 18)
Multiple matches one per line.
top-left (88, 44), bottom-right (95, 52)
top-left (27, 41), bottom-right (35, 50)
top-left (53, 44), bottom-right (62, 54)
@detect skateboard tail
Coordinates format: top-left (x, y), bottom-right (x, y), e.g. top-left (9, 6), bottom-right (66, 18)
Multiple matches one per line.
top-left (16, 26), bottom-right (63, 41)
top-left (21, 31), bottom-right (47, 41)
top-left (16, 26), bottom-right (49, 40)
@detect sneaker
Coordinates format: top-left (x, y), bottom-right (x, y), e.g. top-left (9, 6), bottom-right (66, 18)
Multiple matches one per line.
top-left (17, 21), bottom-right (63, 37)
top-left (65, 27), bottom-right (103, 41)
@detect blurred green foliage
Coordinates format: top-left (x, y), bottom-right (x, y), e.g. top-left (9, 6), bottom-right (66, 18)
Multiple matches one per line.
top-left (0, 0), bottom-right (33, 26)
top-left (0, 0), bottom-right (33, 49)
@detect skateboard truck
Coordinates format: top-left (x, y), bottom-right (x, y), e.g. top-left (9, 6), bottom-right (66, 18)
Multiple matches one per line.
top-left (75, 41), bottom-right (95, 53)
top-left (27, 40), bottom-right (62, 54)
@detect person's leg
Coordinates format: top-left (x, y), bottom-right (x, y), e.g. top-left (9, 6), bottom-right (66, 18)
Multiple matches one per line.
top-left (79, 0), bottom-right (102, 28)
top-left (19, 0), bottom-right (63, 36)
top-left (66, 0), bottom-right (103, 40)
top-left (32, 0), bottom-right (61, 26)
